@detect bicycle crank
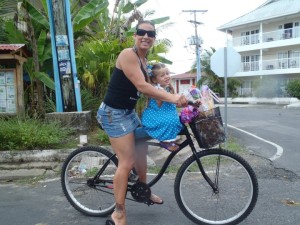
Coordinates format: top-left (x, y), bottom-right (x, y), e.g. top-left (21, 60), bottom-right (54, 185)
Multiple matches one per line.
top-left (130, 182), bottom-right (151, 202)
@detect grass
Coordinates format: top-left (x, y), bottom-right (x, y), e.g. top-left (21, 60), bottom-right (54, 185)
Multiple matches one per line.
top-left (147, 135), bottom-right (247, 174)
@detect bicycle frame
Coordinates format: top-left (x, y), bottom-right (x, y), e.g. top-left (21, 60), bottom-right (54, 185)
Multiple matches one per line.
top-left (145, 123), bottom-right (218, 192)
top-left (92, 121), bottom-right (218, 194)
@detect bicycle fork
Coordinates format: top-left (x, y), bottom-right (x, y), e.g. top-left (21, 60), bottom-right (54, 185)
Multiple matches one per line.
top-left (193, 149), bottom-right (219, 193)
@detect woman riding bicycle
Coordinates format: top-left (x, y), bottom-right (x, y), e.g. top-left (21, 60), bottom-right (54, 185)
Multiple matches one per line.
top-left (96, 20), bottom-right (188, 225)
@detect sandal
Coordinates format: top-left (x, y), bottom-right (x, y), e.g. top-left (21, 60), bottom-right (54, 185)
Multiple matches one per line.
top-left (160, 141), bottom-right (179, 152)
top-left (145, 194), bottom-right (164, 206)
top-left (106, 219), bottom-right (115, 225)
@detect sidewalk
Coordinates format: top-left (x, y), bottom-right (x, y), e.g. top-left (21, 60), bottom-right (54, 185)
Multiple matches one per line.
top-left (219, 97), bottom-right (300, 109)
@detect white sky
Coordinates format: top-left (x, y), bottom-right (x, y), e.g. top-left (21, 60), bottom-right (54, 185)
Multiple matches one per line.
top-left (137, 0), bottom-right (267, 73)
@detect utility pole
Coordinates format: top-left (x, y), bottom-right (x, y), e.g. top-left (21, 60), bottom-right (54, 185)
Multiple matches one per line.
top-left (46, 0), bottom-right (82, 112)
top-left (182, 10), bottom-right (207, 85)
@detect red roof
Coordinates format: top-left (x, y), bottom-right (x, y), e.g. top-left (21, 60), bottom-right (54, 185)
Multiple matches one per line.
top-left (171, 72), bottom-right (196, 79)
top-left (0, 44), bottom-right (31, 57)
top-left (0, 44), bottom-right (26, 51)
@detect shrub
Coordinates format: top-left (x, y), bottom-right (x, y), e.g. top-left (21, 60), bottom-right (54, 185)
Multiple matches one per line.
top-left (0, 117), bottom-right (73, 151)
top-left (286, 79), bottom-right (300, 99)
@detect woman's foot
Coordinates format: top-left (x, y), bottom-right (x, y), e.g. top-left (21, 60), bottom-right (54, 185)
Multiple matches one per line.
top-left (110, 204), bottom-right (126, 225)
top-left (160, 141), bottom-right (179, 152)
top-left (145, 193), bottom-right (164, 205)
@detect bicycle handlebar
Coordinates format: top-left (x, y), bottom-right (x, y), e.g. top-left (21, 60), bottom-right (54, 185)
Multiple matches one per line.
top-left (187, 100), bottom-right (200, 108)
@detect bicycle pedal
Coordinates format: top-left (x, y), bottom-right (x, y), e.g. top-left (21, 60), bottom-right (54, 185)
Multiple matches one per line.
top-left (106, 219), bottom-right (115, 225)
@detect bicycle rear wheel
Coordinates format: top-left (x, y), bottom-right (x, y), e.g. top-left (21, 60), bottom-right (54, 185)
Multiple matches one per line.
top-left (61, 146), bottom-right (118, 217)
top-left (174, 148), bottom-right (258, 225)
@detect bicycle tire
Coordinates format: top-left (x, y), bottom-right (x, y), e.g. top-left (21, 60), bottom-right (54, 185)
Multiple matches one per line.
top-left (174, 148), bottom-right (258, 225)
top-left (61, 146), bottom-right (118, 217)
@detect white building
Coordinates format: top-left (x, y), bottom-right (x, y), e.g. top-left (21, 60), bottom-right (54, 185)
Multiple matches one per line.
top-left (218, 0), bottom-right (300, 97)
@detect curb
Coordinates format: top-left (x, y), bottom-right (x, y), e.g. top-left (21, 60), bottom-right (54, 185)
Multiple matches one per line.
top-left (0, 149), bottom-right (74, 181)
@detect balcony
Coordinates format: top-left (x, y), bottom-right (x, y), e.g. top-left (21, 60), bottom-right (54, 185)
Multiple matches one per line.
top-left (232, 27), bottom-right (300, 47)
top-left (240, 57), bottom-right (300, 73)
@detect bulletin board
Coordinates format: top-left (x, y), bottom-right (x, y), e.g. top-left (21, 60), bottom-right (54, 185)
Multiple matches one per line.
top-left (0, 69), bottom-right (16, 113)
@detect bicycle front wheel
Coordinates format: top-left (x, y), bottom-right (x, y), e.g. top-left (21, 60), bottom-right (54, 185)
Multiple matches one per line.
top-left (174, 148), bottom-right (258, 225)
top-left (61, 146), bottom-right (118, 217)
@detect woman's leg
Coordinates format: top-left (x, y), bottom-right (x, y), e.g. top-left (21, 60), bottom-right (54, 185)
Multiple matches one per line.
top-left (110, 133), bottom-right (136, 225)
top-left (134, 140), bottom-right (148, 182)
top-left (134, 140), bottom-right (163, 204)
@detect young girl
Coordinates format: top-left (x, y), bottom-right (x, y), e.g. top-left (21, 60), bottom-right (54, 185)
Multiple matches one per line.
top-left (141, 63), bottom-right (183, 151)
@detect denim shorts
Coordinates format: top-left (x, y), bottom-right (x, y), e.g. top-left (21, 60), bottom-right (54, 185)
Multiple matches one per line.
top-left (97, 102), bottom-right (141, 138)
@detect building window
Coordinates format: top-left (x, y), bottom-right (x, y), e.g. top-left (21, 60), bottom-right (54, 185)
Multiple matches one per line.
top-left (242, 55), bottom-right (259, 71)
top-left (241, 29), bottom-right (259, 45)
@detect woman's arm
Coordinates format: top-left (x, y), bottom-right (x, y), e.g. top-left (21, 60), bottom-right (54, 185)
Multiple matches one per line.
top-left (117, 49), bottom-right (185, 105)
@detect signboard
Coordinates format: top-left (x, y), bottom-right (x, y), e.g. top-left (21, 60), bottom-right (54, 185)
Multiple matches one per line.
top-left (210, 47), bottom-right (241, 77)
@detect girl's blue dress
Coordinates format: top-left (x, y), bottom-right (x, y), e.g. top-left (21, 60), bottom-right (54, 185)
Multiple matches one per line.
top-left (141, 98), bottom-right (183, 141)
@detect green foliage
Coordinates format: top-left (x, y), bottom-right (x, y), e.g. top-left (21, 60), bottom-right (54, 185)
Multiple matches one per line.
top-left (2, 20), bottom-right (27, 44)
top-left (0, 117), bottom-right (73, 151)
top-left (80, 86), bottom-right (101, 112)
top-left (23, 1), bottom-right (49, 30)
top-left (34, 71), bottom-right (55, 90)
top-left (76, 39), bottom-right (128, 99)
top-left (72, 0), bottom-right (109, 32)
top-left (97, 129), bottom-right (110, 145)
top-left (227, 78), bottom-right (242, 98)
top-left (135, 94), bottom-right (147, 117)
top-left (44, 86), bottom-right (100, 113)
top-left (286, 79), bottom-right (300, 99)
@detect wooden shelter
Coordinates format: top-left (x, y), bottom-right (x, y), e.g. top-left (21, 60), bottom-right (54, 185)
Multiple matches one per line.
top-left (0, 44), bottom-right (30, 115)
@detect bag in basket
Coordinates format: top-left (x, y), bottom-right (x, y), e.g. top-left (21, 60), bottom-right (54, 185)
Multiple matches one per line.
top-left (199, 85), bottom-right (220, 116)
top-left (193, 107), bottom-right (226, 148)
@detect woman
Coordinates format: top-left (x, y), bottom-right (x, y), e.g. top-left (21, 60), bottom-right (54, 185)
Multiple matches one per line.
top-left (97, 20), bottom-right (187, 225)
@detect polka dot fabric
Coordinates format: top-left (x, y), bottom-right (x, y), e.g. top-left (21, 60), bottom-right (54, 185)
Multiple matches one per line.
top-left (141, 98), bottom-right (183, 141)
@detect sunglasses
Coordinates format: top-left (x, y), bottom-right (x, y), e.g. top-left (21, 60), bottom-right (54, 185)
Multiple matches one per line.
top-left (136, 29), bottom-right (156, 38)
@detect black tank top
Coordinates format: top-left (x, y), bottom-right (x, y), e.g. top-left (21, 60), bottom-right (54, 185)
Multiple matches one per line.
top-left (104, 67), bottom-right (141, 109)
top-left (104, 49), bottom-right (148, 109)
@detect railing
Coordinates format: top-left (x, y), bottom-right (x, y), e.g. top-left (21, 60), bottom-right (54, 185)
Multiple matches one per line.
top-left (263, 27), bottom-right (300, 42)
top-left (240, 57), bottom-right (300, 72)
top-left (262, 56), bottom-right (300, 70)
top-left (233, 27), bottom-right (300, 47)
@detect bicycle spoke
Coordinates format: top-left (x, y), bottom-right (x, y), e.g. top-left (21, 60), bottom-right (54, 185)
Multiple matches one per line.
top-left (174, 148), bottom-right (258, 225)
top-left (61, 146), bottom-right (117, 217)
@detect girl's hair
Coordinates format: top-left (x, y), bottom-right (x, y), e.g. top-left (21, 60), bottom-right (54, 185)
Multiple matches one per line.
top-left (136, 20), bottom-right (156, 31)
top-left (150, 63), bottom-right (175, 94)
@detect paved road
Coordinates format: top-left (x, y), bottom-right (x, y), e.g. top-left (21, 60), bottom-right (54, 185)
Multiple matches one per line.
top-left (1, 104), bottom-right (300, 225)
top-left (220, 104), bottom-right (300, 176)
top-left (0, 162), bottom-right (299, 225)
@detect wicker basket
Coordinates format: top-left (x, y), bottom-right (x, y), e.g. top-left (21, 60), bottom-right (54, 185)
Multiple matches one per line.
top-left (189, 107), bottom-right (226, 148)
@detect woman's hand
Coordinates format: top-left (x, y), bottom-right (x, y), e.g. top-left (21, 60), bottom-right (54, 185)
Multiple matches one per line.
top-left (174, 94), bottom-right (188, 107)
top-left (194, 99), bottom-right (202, 107)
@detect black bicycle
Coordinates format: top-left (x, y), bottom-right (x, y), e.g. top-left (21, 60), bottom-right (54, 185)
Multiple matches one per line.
top-left (61, 107), bottom-right (258, 225)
